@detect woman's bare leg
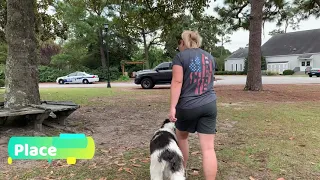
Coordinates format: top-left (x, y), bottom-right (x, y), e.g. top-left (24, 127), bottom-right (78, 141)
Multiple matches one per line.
top-left (198, 133), bottom-right (217, 180)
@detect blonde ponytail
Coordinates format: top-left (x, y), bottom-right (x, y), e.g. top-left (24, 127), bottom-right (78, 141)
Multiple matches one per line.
top-left (181, 30), bottom-right (202, 49)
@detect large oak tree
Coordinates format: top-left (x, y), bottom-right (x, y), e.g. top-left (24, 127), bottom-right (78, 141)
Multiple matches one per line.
top-left (5, 0), bottom-right (40, 108)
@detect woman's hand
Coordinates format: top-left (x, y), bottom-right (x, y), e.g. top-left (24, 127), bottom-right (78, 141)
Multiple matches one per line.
top-left (169, 107), bottom-right (177, 122)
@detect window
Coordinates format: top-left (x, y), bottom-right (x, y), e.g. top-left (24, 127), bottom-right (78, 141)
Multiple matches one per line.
top-left (306, 61), bottom-right (310, 66)
top-left (155, 62), bottom-right (170, 70)
top-left (236, 64), bottom-right (238, 71)
top-left (301, 62), bottom-right (305, 66)
top-left (68, 72), bottom-right (77, 77)
top-left (77, 72), bottom-right (85, 76)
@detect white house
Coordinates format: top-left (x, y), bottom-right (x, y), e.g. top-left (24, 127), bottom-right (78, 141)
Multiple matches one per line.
top-left (225, 28), bottom-right (320, 74)
top-left (224, 47), bottom-right (247, 72)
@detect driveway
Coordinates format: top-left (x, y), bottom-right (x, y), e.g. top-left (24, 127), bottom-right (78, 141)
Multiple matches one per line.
top-left (39, 75), bottom-right (320, 88)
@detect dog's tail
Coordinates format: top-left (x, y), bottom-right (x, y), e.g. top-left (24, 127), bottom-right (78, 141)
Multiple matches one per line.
top-left (160, 149), bottom-right (183, 173)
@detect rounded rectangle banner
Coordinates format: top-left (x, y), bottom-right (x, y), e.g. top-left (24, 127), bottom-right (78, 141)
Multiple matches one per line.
top-left (7, 133), bottom-right (95, 164)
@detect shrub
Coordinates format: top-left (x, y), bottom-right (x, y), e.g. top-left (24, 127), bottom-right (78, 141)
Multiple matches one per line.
top-left (117, 75), bottom-right (130, 82)
top-left (282, 69), bottom-right (295, 75)
top-left (0, 79), bottom-right (4, 87)
top-left (265, 71), bottom-right (279, 76)
top-left (215, 71), bottom-right (246, 75)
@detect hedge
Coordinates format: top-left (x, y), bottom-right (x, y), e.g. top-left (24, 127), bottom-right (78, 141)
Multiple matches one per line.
top-left (215, 71), bottom-right (246, 75)
top-left (282, 69), bottom-right (295, 75)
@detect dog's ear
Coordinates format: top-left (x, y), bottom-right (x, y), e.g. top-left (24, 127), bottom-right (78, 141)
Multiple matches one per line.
top-left (161, 119), bottom-right (171, 128)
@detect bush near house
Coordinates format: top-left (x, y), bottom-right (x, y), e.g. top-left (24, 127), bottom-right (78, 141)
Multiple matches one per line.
top-left (282, 69), bottom-right (295, 75)
top-left (215, 71), bottom-right (246, 75)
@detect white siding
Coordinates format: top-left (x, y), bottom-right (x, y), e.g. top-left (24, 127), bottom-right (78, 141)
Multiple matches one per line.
top-left (265, 55), bottom-right (299, 71)
top-left (224, 58), bottom-right (245, 71)
top-left (312, 54), bottom-right (320, 68)
top-left (266, 53), bottom-right (320, 72)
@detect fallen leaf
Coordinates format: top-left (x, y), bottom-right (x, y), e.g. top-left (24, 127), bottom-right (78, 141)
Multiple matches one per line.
top-left (100, 149), bottom-right (109, 153)
top-left (289, 137), bottom-right (294, 140)
top-left (191, 151), bottom-right (200, 155)
top-left (141, 158), bottom-right (150, 163)
top-left (132, 164), bottom-right (142, 167)
top-left (123, 167), bottom-right (133, 175)
top-left (190, 170), bottom-right (199, 176)
top-left (118, 167), bottom-right (123, 172)
top-left (249, 176), bottom-right (255, 180)
top-left (116, 163), bottom-right (126, 166)
top-left (99, 178), bottom-right (107, 180)
top-left (277, 178), bottom-right (285, 180)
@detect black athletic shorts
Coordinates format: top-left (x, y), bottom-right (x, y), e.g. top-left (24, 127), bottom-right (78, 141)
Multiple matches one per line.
top-left (175, 100), bottom-right (217, 134)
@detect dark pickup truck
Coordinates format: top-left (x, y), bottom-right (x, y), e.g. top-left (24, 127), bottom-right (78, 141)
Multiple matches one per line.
top-left (134, 62), bottom-right (172, 89)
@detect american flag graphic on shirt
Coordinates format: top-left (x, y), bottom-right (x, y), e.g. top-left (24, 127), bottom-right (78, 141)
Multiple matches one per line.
top-left (189, 54), bottom-right (213, 95)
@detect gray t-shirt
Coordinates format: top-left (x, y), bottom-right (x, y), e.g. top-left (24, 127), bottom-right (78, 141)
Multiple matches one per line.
top-left (172, 48), bottom-right (217, 109)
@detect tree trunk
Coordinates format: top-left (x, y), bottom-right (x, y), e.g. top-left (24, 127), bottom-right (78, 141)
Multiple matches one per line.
top-left (244, 0), bottom-right (264, 91)
top-left (98, 28), bottom-right (107, 79)
top-left (141, 29), bottom-right (149, 69)
top-left (5, 0), bottom-right (40, 108)
top-left (99, 29), bottom-right (107, 71)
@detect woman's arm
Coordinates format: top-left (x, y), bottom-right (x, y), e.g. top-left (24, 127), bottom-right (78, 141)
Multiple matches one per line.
top-left (169, 65), bottom-right (183, 120)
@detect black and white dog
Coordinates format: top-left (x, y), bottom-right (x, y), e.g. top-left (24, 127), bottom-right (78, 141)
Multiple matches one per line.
top-left (150, 119), bottom-right (185, 180)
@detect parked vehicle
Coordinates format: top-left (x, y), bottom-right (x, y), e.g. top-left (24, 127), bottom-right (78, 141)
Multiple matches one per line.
top-left (308, 68), bottom-right (320, 77)
top-left (134, 62), bottom-right (172, 89)
top-left (305, 66), bottom-right (312, 74)
top-left (56, 72), bottom-right (99, 84)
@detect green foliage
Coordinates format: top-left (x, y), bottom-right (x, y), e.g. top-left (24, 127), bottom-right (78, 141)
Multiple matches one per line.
top-left (243, 56), bottom-right (267, 74)
top-left (0, 79), bottom-right (4, 87)
top-left (38, 66), bottom-right (121, 83)
top-left (0, 0), bottom-right (68, 43)
top-left (215, 71), bottom-right (246, 75)
top-left (293, 0), bottom-right (320, 19)
top-left (283, 69), bottom-right (295, 75)
top-left (265, 71), bottom-right (279, 76)
top-left (0, 43), bottom-right (7, 64)
top-left (215, 0), bottom-right (286, 31)
top-left (117, 75), bottom-right (130, 82)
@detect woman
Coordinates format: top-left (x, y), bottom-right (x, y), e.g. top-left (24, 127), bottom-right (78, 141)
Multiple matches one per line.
top-left (169, 30), bottom-right (218, 180)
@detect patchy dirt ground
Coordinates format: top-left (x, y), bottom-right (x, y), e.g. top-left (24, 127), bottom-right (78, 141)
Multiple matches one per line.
top-left (215, 84), bottom-right (320, 102)
top-left (0, 84), bottom-right (319, 175)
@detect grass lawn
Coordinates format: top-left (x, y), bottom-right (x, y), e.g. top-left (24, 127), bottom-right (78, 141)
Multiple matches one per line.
top-left (0, 85), bottom-right (320, 180)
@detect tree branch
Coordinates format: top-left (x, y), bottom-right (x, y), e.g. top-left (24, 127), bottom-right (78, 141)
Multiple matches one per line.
top-left (147, 36), bottom-right (161, 50)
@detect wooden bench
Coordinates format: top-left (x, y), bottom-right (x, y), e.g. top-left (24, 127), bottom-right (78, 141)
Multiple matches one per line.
top-left (0, 101), bottom-right (80, 131)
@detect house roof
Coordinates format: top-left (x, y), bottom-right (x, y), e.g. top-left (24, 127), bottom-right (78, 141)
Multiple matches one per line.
top-left (226, 47), bottom-right (248, 59)
top-left (261, 29), bottom-right (320, 56)
top-left (298, 54), bottom-right (313, 59)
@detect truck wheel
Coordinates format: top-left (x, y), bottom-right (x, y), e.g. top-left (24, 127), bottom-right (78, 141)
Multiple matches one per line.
top-left (58, 79), bottom-right (64, 84)
top-left (141, 78), bottom-right (154, 89)
top-left (309, 74), bottom-right (312, 77)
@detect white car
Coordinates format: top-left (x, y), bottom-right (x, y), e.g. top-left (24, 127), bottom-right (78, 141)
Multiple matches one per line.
top-left (56, 72), bottom-right (99, 84)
